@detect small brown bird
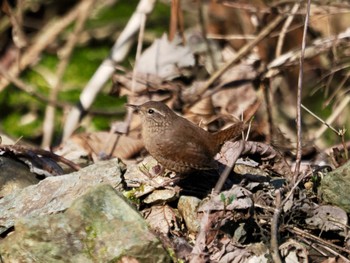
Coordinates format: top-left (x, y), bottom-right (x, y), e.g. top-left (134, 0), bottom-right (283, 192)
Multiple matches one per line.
top-left (128, 101), bottom-right (245, 173)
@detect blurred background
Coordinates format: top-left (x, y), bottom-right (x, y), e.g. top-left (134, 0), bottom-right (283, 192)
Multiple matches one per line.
top-left (0, 0), bottom-right (350, 157)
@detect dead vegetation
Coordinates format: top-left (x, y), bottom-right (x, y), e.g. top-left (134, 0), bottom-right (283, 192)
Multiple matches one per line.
top-left (1, 0), bottom-right (350, 262)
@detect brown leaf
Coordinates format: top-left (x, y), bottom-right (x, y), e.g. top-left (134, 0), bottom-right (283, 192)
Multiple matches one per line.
top-left (143, 205), bottom-right (180, 235)
top-left (57, 131), bottom-right (144, 161)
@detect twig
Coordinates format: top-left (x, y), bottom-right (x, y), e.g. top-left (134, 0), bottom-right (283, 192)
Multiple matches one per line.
top-left (2, 0), bottom-right (28, 49)
top-left (62, 0), bottom-right (156, 140)
top-left (262, 82), bottom-right (274, 142)
top-left (299, 237), bottom-right (328, 256)
top-left (294, 0), bottom-right (311, 181)
top-left (222, 1), bottom-right (272, 14)
top-left (213, 140), bottom-right (244, 194)
top-left (271, 190), bottom-right (283, 263)
top-left (0, 0), bottom-right (88, 91)
top-left (169, 0), bottom-right (185, 43)
top-left (320, 244), bottom-right (350, 263)
top-left (207, 34), bottom-right (256, 40)
top-left (340, 128), bottom-right (349, 160)
top-left (0, 64), bottom-right (66, 107)
top-left (324, 71), bottom-right (350, 107)
top-left (307, 88), bottom-right (349, 159)
top-left (168, 0), bottom-right (180, 41)
top-left (224, 0), bottom-right (350, 16)
top-left (266, 28), bottom-right (350, 73)
top-left (42, 0), bottom-right (95, 148)
top-left (310, 62), bottom-right (350, 96)
top-left (110, 2), bottom-right (148, 159)
top-left (301, 104), bottom-right (340, 135)
top-left (270, 171), bottom-right (308, 262)
top-left (191, 13), bottom-right (287, 104)
top-left (107, 108), bottom-right (134, 159)
top-left (0, 144), bottom-right (80, 172)
top-left (197, 0), bottom-right (217, 71)
top-left (288, 226), bottom-right (350, 256)
top-left (0, 64), bottom-right (125, 117)
top-left (169, 0), bottom-right (178, 42)
top-left (276, 2), bottom-right (300, 57)
top-left (313, 95), bottom-right (350, 140)
top-left (324, 140), bottom-right (350, 157)
top-left (131, 5), bottom-right (147, 94)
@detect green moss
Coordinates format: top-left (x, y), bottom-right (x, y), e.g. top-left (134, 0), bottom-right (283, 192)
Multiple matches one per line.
top-left (123, 188), bottom-right (141, 206)
top-left (2, 109), bottom-right (42, 138)
top-left (87, 1), bottom-right (138, 29)
top-left (63, 47), bottom-right (110, 86)
top-left (147, 2), bottom-right (170, 36)
top-left (84, 224), bottom-right (98, 259)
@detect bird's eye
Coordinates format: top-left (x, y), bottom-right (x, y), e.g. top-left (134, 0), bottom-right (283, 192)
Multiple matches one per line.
top-left (147, 109), bottom-right (154, 114)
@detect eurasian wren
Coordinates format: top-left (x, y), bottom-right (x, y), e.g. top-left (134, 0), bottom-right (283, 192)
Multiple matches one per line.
top-left (128, 101), bottom-right (245, 173)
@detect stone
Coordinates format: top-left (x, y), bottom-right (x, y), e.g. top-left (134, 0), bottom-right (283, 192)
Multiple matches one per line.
top-left (319, 160), bottom-right (350, 213)
top-left (0, 159), bottom-right (123, 234)
top-left (178, 196), bottom-right (201, 233)
top-left (0, 184), bottom-right (171, 263)
top-left (0, 156), bottom-right (40, 196)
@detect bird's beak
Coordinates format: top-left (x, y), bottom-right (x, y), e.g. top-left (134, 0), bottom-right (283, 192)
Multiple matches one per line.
top-left (126, 104), bottom-right (140, 113)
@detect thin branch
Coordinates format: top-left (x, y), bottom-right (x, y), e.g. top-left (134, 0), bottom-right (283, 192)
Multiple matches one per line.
top-left (0, 0), bottom-right (88, 91)
top-left (110, 2), bottom-right (148, 159)
top-left (271, 190), bottom-right (283, 263)
top-left (191, 13), bottom-right (287, 105)
top-left (294, 0), bottom-right (311, 181)
top-left (324, 72), bottom-right (350, 107)
top-left (267, 28), bottom-right (350, 73)
top-left (213, 140), bottom-right (244, 194)
top-left (276, 2), bottom-right (300, 57)
top-left (131, 9), bottom-right (146, 94)
top-left (207, 34), bottom-right (256, 40)
top-left (0, 144), bottom-right (81, 172)
top-left (0, 64), bottom-right (65, 107)
top-left (310, 62), bottom-right (350, 96)
top-left (315, 95), bottom-right (350, 139)
top-left (288, 226), bottom-right (350, 256)
top-left (301, 104), bottom-right (340, 136)
top-left (42, 0), bottom-right (96, 148)
top-left (198, 0), bottom-right (217, 71)
top-left (0, 65), bottom-right (125, 117)
top-left (169, 0), bottom-right (179, 42)
top-left (313, 94), bottom-right (350, 139)
top-left (62, 0), bottom-right (156, 140)
top-left (270, 172), bottom-right (308, 262)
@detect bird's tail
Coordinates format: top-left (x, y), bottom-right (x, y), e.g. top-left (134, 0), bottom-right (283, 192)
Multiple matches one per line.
top-left (212, 121), bottom-right (247, 146)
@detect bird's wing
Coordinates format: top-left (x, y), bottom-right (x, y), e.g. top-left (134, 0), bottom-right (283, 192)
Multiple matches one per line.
top-left (155, 128), bottom-right (215, 170)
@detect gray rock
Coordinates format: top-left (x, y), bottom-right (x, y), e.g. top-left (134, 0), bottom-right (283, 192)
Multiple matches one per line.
top-left (319, 160), bottom-right (350, 213)
top-left (178, 196), bottom-right (201, 233)
top-left (0, 184), bottom-right (171, 263)
top-left (144, 188), bottom-right (179, 204)
top-left (0, 159), bottom-right (123, 234)
top-left (0, 156), bottom-right (40, 196)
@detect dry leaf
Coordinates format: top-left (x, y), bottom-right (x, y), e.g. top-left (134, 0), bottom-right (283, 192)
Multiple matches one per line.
top-left (136, 34), bottom-right (195, 80)
top-left (56, 131), bottom-right (144, 161)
